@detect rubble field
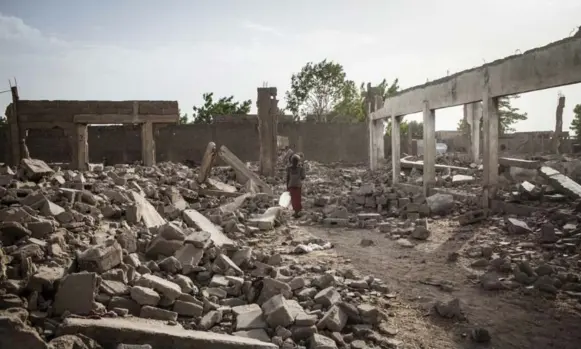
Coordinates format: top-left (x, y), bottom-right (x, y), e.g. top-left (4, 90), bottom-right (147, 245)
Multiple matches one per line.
top-left (2, 150), bottom-right (581, 349)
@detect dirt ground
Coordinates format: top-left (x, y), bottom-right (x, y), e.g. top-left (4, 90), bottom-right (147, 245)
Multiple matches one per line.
top-left (284, 220), bottom-right (581, 349)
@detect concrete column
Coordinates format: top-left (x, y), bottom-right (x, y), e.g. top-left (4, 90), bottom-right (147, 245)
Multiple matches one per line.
top-left (369, 119), bottom-right (384, 170)
top-left (422, 101), bottom-right (436, 196)
top-left (465, 102), bottom-right (482, 163)
top-left (9, 122), bottom-right (20, 166)
top-left (257, 87), bottom-right (278, 177)
top-left (553, 95), bottom-right (565, 154)
top-left (73, 124), bottom-right (88, 170)
top-left (368, 117), bottom-right (377, 170)
top-left (367, 86), bottom-right (383, 170)
top-left (373, 96), bottom-right (385, 166)
top-left (391, 115), bottom-right (401, 184)
top-left (141, 121), bottom-right (155, 166)
top-left (481, 89), bottom-right (499, 208)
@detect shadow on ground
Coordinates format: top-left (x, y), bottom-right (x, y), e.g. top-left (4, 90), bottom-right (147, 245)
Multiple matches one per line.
top-left (304, 224), bottom-right (581, 349)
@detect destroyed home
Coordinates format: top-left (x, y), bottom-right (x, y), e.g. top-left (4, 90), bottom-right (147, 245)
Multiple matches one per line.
top-left (1, 13), bottom-right (581, 349)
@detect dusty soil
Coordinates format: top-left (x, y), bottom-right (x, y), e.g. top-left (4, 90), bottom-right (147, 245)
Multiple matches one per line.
top-left (293, 220), bottom-right (581, 349)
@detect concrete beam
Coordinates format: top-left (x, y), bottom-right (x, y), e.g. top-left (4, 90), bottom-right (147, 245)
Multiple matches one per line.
top-left (74, 114), bottom-right (178, 124)
top-left (498, 157), bottom-right (540, 169)
top-left (372, 37), bottom-right (581, 119)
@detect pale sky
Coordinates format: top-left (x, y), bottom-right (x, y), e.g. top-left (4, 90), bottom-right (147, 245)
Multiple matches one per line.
top-left (1, 0), bottom-right (580, 131)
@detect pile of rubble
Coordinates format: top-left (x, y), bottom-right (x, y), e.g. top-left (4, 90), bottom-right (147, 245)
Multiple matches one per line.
top-left (0, 153), bottom-right (399, 349)
top-left (292, 152), bottom-right (581, 303)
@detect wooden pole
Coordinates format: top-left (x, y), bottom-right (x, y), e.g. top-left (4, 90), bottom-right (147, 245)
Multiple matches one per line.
top-left (9, 83), bottom-right (30, 160)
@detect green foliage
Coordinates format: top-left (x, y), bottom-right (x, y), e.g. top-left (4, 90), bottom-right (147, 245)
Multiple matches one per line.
top-left (455, 95), bottom-right (527, 134)
top-left (406, 120), bottom-right (424, 138)
top-left (178, 115), bottom-right (188, 124)
top-left (176, 109), bottom-right (188, 124)
top-left (331, 79), bottom-right (400, 123)
top-left (192, 92), bottom-right (251, 124)
top-left (570, 104), bottom-right (581, 140)
top-left (284, 59), bottom-right (401, 123)
top-left (457, 118), bottom-right (470, 133)
top-left (285, 60), bottom-right (348, 122)
top-left (499, 95), bottom-right (527, 134)
top-left (328, 80), bottom-right (363, 122)
top-left (385, 119), bottom-right (423, 138)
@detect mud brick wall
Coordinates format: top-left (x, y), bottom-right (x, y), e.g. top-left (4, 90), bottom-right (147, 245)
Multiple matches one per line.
top-left (8, 100), bottom-right (178, 123)
top-left (0, 116), bottom-right (369, 165)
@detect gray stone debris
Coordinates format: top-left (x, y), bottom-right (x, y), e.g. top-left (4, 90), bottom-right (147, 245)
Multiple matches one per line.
top-left (0, 157), bottom-right (401, 348)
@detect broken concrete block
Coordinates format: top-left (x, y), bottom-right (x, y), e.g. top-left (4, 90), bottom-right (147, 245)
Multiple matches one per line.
top-left (506, 218), bottom-right (532, 235)
top-left (199, 310), bottom-right (222, 330)
top-left (0, 222), bottom-right (31, 245)
top-left (130, 286), bottom-right (161, 306)
top-left (174, 244), bottom-right (204, 273)
top-left (100, 279), bottom-right (130, 297)
top-left (57, 317), bottom-right (277, 349)
top-left (183, 209), bottom-right (233, 248)
top-left (21, 158), bottom-right (54, 181)
top-left (257, 278), bottom-right (292, 305)
top-left (146, 236), bottom-right (183, 258)
top-left (130, 191), bottom-right (166, 228)
top-left (27, 266), bottom-right (65, 292)
top-left (426, 193), bottom-right (454, 215)
top-left (183, 230), bottom-right (211, 249)
top-left (108, 296), bottom-right (141, 316)
top-left (539, 166), bottom-right (581, 199)
top-left (26, 221), bottom-right (54, 239)
top-left (53, 272), bottom-right (97, 316)
top-left (159, 223), bottom-right (186, 241)
top-left (0, 315), bottom-right (48, 349)
top-left (309, 333), bottom-right (338, 349)
top-left (173, 300), bottom-right (203, 317)
top-left (248, 207), bottom-right (282, 231)
top-left (77, 240), bottom-right (123, 273)
top-left (233, 329), bottom-right (271, 343)
top-left (317, 305), bottom-right (347, 332)
top-left (140, 306), bottom-right (178, 321)
top-left (134, 274), bottom-right (182, 301)
top-left (314, 287), bottom-right (341, 308)
top-left (233, 304), bottom-right (267, 331)
top-left (261, 294), bottom-right (294, 328)
top-left (214, 253), bottom-right (243, 276)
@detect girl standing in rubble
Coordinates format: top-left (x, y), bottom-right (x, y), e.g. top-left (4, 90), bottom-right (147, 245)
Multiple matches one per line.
top-left (286, 154), bottom-right (306, 218)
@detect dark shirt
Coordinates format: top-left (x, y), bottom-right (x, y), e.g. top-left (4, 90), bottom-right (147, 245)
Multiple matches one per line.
top-left (286, 165), bottom-right (306, 188)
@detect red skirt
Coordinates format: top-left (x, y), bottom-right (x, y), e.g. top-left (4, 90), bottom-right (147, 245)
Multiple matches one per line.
top-left (288, 187), bottom-right (302, 213)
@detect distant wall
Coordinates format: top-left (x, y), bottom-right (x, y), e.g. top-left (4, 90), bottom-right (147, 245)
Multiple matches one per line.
top-left (6, 100), bottom-right (179, 123)
top-left (384, 130), bottom-right (572, 157)
top-left (0, 118), bottom-right (368, 165)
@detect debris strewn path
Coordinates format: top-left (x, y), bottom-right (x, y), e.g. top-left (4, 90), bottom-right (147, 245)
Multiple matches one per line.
top-left (304, 224), bottom-right (581, 349)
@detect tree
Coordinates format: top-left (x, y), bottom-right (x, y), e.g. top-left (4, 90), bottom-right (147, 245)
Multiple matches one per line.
top-left (456, 95), bottom-right (527, 134)
top-left (285, 60), bottom-right (348, 122)
top-left (498, 95), bottom-right (527, 134)
top-left (176, 108), bottom-right (189, 124)
top-left (457, 117), bottom-right (470, 133)
top-left (406, 120), bottom-right (423, 138)
top-left (570, 104), bottom-right (581, 140)
top-left (330, 78), bottom-right (400, 123)
top-left (192, 92), bottom-right (251, 124)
